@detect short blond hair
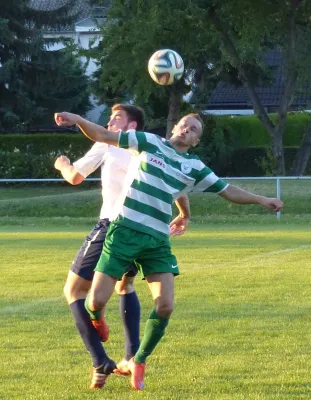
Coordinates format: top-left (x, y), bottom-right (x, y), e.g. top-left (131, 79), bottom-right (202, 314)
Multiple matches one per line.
top-left (183, 113), bottom-right (204, 135)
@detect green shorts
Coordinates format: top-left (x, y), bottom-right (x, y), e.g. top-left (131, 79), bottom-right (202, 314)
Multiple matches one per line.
top-left (95, 222), bottom-right (179, 279)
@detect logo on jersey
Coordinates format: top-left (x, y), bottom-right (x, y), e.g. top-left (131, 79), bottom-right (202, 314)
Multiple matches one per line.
top-left (155, 150), bottom-right (165, 159)
top-left (181, 163), bottom-right (192, 174)
top-left (149, 156), bottom-right (166, 169)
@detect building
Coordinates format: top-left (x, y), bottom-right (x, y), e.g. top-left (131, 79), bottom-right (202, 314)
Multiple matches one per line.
top-left (29, 0), bottom-right (109, 122)
top-left (205, 49), bottom-right (311, 115)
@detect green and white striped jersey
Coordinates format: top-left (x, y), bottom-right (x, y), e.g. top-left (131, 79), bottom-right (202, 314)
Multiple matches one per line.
top-left (115, 130), bottom-right (228, 239)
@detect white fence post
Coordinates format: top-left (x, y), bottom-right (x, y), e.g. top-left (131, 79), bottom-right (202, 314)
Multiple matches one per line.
top-left (276, 177), bottom-right (281, 220)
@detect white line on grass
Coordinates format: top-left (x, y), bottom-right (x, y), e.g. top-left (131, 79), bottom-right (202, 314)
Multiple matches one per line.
top-left (0, 297), bottom-right (63, 315)
top-left (187, 244), bottom-right (311, 271)
top-left (220, 244), bottom-right (311, 267)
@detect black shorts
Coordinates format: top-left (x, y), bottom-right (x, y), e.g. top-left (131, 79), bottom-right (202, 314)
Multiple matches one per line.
top-left (71, 219), bottom-right (138, 281)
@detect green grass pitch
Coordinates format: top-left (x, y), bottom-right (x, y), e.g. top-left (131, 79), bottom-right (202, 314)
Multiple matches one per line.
top-left (1, 182), bottom-right (311, 399)
top-left (1, 223), bottom-right (311, 399)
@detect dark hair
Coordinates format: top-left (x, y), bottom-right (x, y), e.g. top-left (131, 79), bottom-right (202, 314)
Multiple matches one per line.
top-left (184, 113), bottom-right (205, 135)
top-left (112, 104), bottom-right (145, 130)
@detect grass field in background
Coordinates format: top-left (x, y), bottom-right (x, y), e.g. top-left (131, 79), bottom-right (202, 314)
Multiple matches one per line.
top-left (1, 183), bottom-right (311, 399)
top-left (1, 223), bottom-right (311, 399)
top-left (1, 179), bottom-right (311, 224)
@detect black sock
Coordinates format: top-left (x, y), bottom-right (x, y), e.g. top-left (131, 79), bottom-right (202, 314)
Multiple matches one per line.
top-left (120, 292), bottom-right (141, 360)
top-left (70, 299), bottom-right (108, 368)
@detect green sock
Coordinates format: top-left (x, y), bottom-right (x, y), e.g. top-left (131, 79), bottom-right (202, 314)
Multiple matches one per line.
top-left (134, 309), bottom-right (169, 364)
top-left (84, 293), bottom-right (102, 321)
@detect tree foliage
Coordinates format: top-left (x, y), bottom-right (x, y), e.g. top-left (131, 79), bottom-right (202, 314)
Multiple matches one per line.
top-left (90, 0), bottom-right (224, 136)
top-left (25, 48), bottom-right (90, 127)
top-left (91, 0), bottom-right (311, 173)
top-left (202, 0), bottom-right (311, 175)
top-left (0, 0), bottom-right (90, 131)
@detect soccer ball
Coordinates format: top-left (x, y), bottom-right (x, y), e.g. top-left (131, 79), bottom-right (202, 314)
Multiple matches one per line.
top-left (148, 49), bottom-right (184, 85)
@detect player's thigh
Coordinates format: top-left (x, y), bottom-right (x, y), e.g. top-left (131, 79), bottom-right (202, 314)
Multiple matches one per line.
top-left (88, 272), bottom-right (117, 309)
top-left (70, 219), bottom-right (109, 281)
top-left (146, 272), bottom-right (174, 314)
top-left (96, 226), bottom-right (142, 279)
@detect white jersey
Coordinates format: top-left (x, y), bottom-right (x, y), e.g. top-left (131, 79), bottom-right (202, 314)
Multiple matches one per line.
top-left (73, 142), bottom-right (140, 220)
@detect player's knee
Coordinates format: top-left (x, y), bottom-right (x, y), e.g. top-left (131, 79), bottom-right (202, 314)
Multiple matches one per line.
top-left (63, 278), bottom-right (90, 304)
top-left (156, 302), bottom-right (174, 318)
top-left (63, 281), bottom-right (73, 303)
top-left (88, 293), bottom-right (106, 310)
top-left (64, 284), bottom-right (81, 304)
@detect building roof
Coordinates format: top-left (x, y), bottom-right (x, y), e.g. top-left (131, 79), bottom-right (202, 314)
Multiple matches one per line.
top-left (29, 0), bottom-right (109, 32)
top-left (29, 0), bottom-right (74, 11)
top-left (207, 49), bottom-right (311, 110)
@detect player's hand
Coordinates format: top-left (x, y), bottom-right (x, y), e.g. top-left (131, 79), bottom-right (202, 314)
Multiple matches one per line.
top-left (54, 112), bottom-right (80, 127)
top-left (54, 155), bottom-right (70, 170)
top-left (170, 214), bottom-right (190, 237)
top-left (261, 197), bottom-right (283, 212)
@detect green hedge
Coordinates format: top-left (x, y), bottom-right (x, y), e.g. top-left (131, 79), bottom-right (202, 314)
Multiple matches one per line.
top-left (0, 133), bottom-right (91, 153)
top-left (0, 134), bottom-right (96, 179)
top-left (1, 111), bottom-right (311, 179)
top-left (196, 112), bottom-right (311, 175)
top-left (192, 146), bottom-right (307, 177)
top-left (203, 112), bottom-right (311, 147)
top-left (0, 146), bottom-right (304, 179)
top-left (219, 146), bottom-right (310, 176)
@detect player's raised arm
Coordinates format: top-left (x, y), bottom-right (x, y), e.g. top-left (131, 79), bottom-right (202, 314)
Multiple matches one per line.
top-left (54, 112), bottom-right (119, 146)
top-left (219, 184), bottom-right (283, 212)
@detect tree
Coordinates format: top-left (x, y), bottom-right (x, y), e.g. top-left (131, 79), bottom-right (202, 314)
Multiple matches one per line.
top-left (0, 0), bottom-right (89, 131)
top-left (91, 0), bottom-right (311, 175)
top-left (89, 0), bottom-right (223, 137)
top-left (25, 48), bottom-right (90, 127)
top-left (202, 0), bottom-right (311, 175)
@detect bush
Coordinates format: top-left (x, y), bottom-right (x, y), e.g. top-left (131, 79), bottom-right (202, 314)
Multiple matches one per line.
top-left (0, 133), bottom-right (95, 179)
top-left (204, 112), bottom-right (311, 147)
top-left (0, 133), bottom-right (91, 153)
top-left (210, 147), bottom-right (311, 177)
top-left (1, 112), bottom-right (311, 179)
top-left (193, 113), bottom-right (311, 176)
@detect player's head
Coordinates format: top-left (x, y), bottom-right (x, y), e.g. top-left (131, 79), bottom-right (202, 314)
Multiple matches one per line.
top-left (108, 104), bottom-right (145, 132)
top-left (171, 113), bottom-right (204, 148)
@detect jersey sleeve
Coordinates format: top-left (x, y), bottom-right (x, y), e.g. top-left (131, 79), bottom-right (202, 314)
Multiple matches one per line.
top-left (118, 130), bottom-right (149, 154)
top-left (192, 162), bottom-right (228, 193)
top-left (73, 142), bottom-right (108, 178)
